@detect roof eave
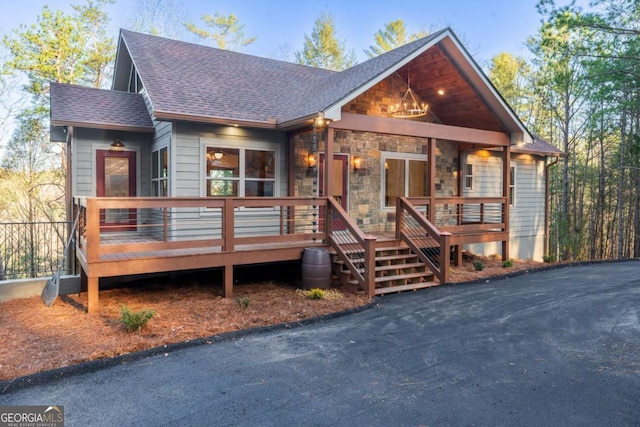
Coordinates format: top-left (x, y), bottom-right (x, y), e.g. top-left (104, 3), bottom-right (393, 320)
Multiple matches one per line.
top-left (51, 119), bottom-right (155, 133)
top-left (153, 111), bottom-right (278, 129)
top-left (512, 147), bottom-right (567, 157)
top-left (276, 112), bottom-right (326, 130)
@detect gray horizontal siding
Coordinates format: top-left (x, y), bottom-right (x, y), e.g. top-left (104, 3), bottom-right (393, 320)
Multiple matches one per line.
top-left (463, 152), bottom-right (547, 261)
top-left (72, 128), bottom-right (152, 197)
top-left (165, 122), bottom-right (290, 239)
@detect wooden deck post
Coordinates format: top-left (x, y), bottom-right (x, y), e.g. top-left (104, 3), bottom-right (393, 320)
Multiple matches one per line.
top-left (223, 264), bottom-right (234, 298)
top-left (454, 245), bottom-right (462, 267)
top-left (440, 232), bottom-right (451, 284)
top-left (364, 236), bottom-right (376, 299)
top-left (223, 198), bottom-right (235, 252)
top-left (87, 275), bottom-right (99, 314)
top-left (395, 198), bottom-right (403, 240)
top-left (85, 198), bottom-right (99, 263)
top-left (428, 138), bottom-right (437, 223)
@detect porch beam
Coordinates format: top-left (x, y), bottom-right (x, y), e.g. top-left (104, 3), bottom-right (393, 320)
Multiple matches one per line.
top-left (325, 127), bottom-right (334, 201)
top-left (330, 113), bottom-right (510, 146)
top-left (428, 138), bottom-right (436, 223)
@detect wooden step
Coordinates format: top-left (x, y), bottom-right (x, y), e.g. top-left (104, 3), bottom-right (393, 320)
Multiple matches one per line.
top-left (334, 253), bottom-right (418, 266)
top-left (338, 262), bottom-right (426, 275)
top-left (348, 271), bottom-right (433, 286)
top-left (375, 281), bottom-right (440, 295)
top-left (374, 262), bottom-right (426, 272)
top-left (330, 247), bottom-right (411, 258)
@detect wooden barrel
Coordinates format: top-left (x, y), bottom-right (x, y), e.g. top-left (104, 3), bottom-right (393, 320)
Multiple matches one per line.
top-left (302, 248), bottom-right (331, 290)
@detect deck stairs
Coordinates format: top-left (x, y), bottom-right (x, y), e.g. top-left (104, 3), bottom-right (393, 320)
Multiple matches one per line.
top-left (330, 239), bottom-right (439, 295)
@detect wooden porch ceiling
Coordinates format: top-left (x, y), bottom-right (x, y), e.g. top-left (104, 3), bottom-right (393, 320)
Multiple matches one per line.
top-left (395, 45), bottom-right (506, 133)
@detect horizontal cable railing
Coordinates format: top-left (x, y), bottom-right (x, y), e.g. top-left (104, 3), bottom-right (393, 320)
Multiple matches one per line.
top-left (0, 221), bottom-right (76, 280)
top-left (406, 197), bottom-right (506, 231)
top-left (396, 197), bottom-right (450, 284)
top-left (75, 197), bottom-right (329, 262)
top-left (326, 198), bottom-right (376, 298)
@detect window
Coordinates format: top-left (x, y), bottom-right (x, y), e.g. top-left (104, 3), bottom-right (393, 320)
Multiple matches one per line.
top-left (151, 147), bottom-right (169, 196)
top-left (205, 147), bottom-right (276, 197)
top-left (464, 163), bottom-right (473, 190)
top-left (383, 154), bottom-right (428, 207)
top-left (128, 69), bottom-right (143, 93)
top-left (509, 165), bottom-right (516, 207)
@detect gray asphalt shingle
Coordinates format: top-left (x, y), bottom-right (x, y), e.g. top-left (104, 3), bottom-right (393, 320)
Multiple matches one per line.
top-left (50, 82), bottom-right (154, 131)
top-left (119, 29), bottom-right (445, 124)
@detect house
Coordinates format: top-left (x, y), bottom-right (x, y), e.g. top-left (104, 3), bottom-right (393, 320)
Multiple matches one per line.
top-left (50, 28), bottom-right (564, 313)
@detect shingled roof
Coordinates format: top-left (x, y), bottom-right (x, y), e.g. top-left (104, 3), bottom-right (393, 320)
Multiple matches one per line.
top-left (512, 136), bottom-right (566, 157)
top-left (117, 29), bottom-right (445, 126)
top-left (50, 82), bottom-right (154, 132)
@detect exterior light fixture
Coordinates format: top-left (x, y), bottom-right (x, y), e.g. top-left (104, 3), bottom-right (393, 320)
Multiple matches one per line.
top-left (353, 156), bottom-right (362, 170)
top-left (111, 138), bottom-right (124, 148)
top-left (307, 153), bottom-right (316, 169)
top-left (390, 73), bottom-right (428, 119)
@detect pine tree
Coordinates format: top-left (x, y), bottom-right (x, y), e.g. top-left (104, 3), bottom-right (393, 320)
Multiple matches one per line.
top-left (185, 12), bottom-right (256, 51)
top-left (295, 12), bottom-right (356, 71)
top-left (364, 19), bottom-right (428, 58)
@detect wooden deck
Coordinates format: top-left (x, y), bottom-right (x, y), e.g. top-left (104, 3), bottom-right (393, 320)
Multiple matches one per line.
top-left (75, 196), bottom-right (509, 313)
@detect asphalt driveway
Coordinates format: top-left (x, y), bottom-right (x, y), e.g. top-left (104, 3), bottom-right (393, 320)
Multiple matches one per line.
top-left (1, 261), bottom-right (639, 426)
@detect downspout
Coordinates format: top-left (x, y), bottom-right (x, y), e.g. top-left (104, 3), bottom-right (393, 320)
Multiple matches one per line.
top-left (65, 126), bottom-right (74, 222)
top-left (65, 126), bottom-right (75, 276)
top-left (545, 155), bottom-right (560, 256)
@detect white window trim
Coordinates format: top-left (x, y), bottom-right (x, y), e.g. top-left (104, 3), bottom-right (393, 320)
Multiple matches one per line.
top-left (200, 137), bottom-right (280, 201)
top-left (509, 164), bottom-right (516, 208)
top-left (464, 161), bottom-right (474, 191)
top-left (381, 151), bottom-right (428, 210)
top-left (151, 145), bottom-right (170, 197)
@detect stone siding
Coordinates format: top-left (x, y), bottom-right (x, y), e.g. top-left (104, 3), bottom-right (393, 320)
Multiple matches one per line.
top-left (342, 74), bottom-right (442, 123)
top-left (293, 128), bottom-right (458, 233)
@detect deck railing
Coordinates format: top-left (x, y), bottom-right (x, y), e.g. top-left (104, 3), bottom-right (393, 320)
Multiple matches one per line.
top-left (396, 197), bottom-right (451, 284)
top-left (405, 197), bottom-right (507, 232)
top-left (326, 198), bottom-right (376, 298)
top-left (75, 197), bottom-right (330, 263)
top-left (0, 220), bottom-right (76, 279)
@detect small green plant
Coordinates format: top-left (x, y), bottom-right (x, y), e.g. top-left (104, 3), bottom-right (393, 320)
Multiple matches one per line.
top-left (542, 254), bottom-right (555, 263)
top-left (502, 259), bottom-right (513, 268)
top-left (307, 288), bottom-right (326, 299)
top-left (473, 260), bottom-right (485, 271)
top-left (296, 288), bottom-right (343, 300)
top-left (120, 305), bottom-right (155, 332)
top-left (235, 296), bottom-right (250, 308)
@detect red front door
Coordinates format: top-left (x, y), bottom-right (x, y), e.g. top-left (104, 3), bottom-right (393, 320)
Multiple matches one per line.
top-left (96, 150), bottom-right (137, 231)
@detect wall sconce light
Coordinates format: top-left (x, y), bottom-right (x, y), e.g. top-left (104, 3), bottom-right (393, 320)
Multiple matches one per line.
top-left (111, 138), bottom-right (124, 148)
top-left (213, 152), bottom-right (224, 160)
top-left (307, 153), bottom-right (317, 169)
top-left (353, 156), bottom-right (362, 170)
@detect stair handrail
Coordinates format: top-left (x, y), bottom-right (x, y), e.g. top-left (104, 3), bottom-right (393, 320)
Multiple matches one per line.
top-left (396, 197), bottom-right (450, 284)
top-left (326, 198), bottom-right (376, 298)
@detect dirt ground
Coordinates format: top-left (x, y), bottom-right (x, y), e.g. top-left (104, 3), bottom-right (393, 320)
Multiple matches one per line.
top-left (0, 255), bottom-right (543, 382)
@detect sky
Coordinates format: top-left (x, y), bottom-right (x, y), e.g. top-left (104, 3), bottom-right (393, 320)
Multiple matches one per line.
top-left (0, 0), bottom-right (587, 65)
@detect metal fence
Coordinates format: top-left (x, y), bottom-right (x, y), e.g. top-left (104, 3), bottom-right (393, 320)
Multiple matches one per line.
top-left (0, 221), bottom-right (77, 280)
